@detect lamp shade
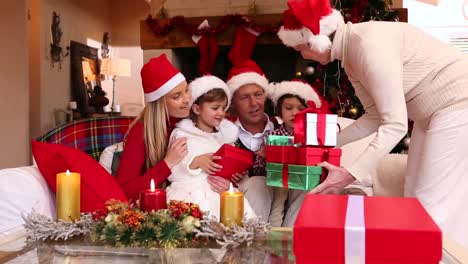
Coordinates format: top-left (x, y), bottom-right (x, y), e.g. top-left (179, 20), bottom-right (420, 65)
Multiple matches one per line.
top-left (100, 58), bottom-right (131, 77)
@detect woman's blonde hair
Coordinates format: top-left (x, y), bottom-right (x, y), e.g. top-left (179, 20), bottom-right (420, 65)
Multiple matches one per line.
top-left (127, 98), bottom-right (169, 169)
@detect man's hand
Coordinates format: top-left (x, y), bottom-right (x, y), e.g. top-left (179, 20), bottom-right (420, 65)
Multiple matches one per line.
top-left (309, 162), bottom-right (356, 194)
top-left (189, 153), bottom-right (222, 175)
top-left (207, 175), bottom-right (230, 194)
top-left (255, 145), bottom-right (265, 159)
top-left (231, 171), bottom-right (248, 184)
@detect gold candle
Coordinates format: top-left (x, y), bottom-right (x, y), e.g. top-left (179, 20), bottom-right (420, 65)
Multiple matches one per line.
top-left (56, 170), bottom-right (80, 221)
top-left (220, 183), bottom-right (244, 227)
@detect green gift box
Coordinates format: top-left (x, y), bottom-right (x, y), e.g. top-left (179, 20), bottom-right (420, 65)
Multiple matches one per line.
top-left (266, 135), bottom-right (294, 146)
top-left (267, 230), bottom-right (295, 262)
top-left (266, 162), bottom-right (322, 190)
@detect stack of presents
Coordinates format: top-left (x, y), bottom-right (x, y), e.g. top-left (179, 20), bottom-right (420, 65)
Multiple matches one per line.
top-left (265, 104), bottom-right (341, 191)
top-left (213, 108), bottom-right (443, 263)
top-left (264, 109), bottom-right (443, 263)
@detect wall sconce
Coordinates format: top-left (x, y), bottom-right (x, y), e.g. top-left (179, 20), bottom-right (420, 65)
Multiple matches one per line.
top-left (50, 11), bottom-right (69, 69)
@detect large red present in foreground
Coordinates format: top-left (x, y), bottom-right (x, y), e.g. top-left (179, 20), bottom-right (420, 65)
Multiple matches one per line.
top-left (293, 194), bottom-right (442, 264)
top-left (214, 144), bottom-right (254, 180)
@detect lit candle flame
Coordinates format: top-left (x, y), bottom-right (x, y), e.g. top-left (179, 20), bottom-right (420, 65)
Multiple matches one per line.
top-left (66, 169), bottom-right (70, 175)
top-left (150, 179), bottom-right (155, 192)
top-left (229, 182), bottom-right (234, 193)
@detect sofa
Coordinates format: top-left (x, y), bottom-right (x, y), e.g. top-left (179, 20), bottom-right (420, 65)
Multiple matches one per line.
top-left (0, 116), bottom-right (407, 245)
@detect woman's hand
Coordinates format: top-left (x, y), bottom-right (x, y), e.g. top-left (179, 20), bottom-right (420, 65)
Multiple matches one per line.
top-left (164, 137), bottom-right (188, 169)
top-left (189, 153), bottom-right (222, 175)
top-left (207, 175), bottom-right (230, 193)
top-left (309, 162), bottom-right (356, 194)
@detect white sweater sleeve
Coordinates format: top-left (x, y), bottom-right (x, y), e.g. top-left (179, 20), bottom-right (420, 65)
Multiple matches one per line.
top-left (342, 35), bottom-right (408, 182)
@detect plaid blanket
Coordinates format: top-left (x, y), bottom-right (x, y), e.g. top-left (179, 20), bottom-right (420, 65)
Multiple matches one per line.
top-left (36, 116), bottom-right (134, 160)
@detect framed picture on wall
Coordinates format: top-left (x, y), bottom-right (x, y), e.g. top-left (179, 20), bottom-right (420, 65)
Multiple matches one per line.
top-left (70, 40), bottom-right (101, 117)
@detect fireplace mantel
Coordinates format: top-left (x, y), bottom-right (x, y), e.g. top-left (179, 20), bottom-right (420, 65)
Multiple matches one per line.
top-left (140, 9), bottom-right (407, 50)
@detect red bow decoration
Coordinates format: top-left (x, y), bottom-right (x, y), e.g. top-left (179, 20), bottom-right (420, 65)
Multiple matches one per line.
top-left (294, 100), bottom-right (331, 146)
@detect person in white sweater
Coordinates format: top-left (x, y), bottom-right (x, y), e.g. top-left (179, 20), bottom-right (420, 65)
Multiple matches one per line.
top-left (167, 75), bottom-right (256, 220)
top-left (278, 0), bottom-right (468, 248)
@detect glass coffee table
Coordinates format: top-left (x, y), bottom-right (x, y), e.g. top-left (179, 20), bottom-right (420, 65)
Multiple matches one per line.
top-left (0, 228), bottom-right (466, 263)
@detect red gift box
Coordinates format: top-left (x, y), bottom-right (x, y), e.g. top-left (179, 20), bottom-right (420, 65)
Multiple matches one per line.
top-left (214, 144), bottom-right (254, 180)
top-left (296, 147), bottom-right (342, 166)
top-left (265, 145), bottom-right (298, 164)
top-left (293, 194), bottom-right (442, 264)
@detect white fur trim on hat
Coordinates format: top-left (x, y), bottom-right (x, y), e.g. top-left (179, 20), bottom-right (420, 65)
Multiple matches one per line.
top-left (144, 72), bottom-right (185, 102)
top-left (278, 9), bottom-right (343, 53)
top-left (268, 81), bottom-right (322, 108)
top-left (188, 75), bottom-right (231, 109)
top-left (226, 72), bottom-right (269, 96)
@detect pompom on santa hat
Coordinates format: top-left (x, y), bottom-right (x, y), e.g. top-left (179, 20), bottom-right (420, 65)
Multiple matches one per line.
top-left (268, 80), bottom-right (324, 108)
top-left (278, 0), bottom-right (344, 52)
top-left (140, 54), bottom-right (186, 102)
top-left (226, 59), bottom-right (269, 96)
top-left (188, 75), bottom-right (231, 109)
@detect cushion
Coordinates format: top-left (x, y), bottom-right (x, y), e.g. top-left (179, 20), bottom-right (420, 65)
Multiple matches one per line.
top-left (0, 166), bottom-right (54, 237)
top-left (98, 142), bottom-right (123, 176)
top-left (31, 140), bottom-right (127, 213)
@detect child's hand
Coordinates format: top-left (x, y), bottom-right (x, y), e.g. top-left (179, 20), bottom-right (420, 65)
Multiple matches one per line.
top-left (189, 153), bottom-right (222, 175)
top-left (255, 144), bottom-right (266, 159)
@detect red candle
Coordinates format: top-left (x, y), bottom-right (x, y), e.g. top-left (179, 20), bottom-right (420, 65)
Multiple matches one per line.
top-left (139, 179), bottom-right (167, 212)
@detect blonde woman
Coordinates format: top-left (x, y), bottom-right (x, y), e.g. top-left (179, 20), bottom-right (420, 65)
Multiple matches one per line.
top-left (116, 54), bottom-right (191, 201)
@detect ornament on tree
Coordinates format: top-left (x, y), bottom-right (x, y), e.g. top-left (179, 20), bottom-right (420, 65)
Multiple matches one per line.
top-left (341, 104), bottom-right (359, 119)
top-left (305, 65), bottom-right (315, 75)
top-left (296, 71), bottom-right (303, 78)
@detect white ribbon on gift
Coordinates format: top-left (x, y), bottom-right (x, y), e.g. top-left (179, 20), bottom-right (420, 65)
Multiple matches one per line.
top-left (345, 195), bottom-right (366, 264)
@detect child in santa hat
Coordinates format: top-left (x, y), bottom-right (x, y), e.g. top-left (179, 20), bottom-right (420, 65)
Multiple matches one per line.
top-left (166, 75), bottom-right (256, 220)
top-left (266, 80), bottom-right (324, 227)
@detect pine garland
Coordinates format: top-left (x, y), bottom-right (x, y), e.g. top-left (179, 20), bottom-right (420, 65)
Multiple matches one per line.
top-left (22, 211), bottom-right (94, 241)
top-left (195, 216), bottom-right (271, 249)
top-left (22, 200), bottom-right (270, 250)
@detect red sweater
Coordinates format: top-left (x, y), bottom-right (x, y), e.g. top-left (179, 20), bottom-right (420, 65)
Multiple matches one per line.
top-left (116, 117), bottom-right (180, 201)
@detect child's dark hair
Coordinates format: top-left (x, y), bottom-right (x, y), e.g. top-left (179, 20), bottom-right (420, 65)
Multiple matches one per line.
top-left (275, 94), bottom-right (308, 117)
top-left (190, 88), bottom-right (228, 121)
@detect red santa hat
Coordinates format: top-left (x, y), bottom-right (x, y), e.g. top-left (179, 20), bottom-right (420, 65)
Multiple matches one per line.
top-left (267, 80), bottom-right (323, 108)
top-left (188, 75), bottom-right (231, 109)
top-left (141, 54), bottom-right (186, 102)
top-left (278, 0), bottom-right (343, 52)
top-left (226, 59), bottom-right (269, 96)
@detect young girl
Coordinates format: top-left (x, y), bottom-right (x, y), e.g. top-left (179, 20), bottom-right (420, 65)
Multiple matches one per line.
top-left (167, 75), bottom-right (256, 219)
top-left (266, 80), bottom-right (323, 227)
top-left (116, 54), bottom-right (191, 201)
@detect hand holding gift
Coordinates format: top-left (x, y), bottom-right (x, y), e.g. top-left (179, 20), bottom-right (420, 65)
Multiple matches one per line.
top-left (213, 144), bottom-right (254, 180)
top-left (309, 161), bottom-right (355, 195)
top-left (189, 153), bottom-right (222, 175)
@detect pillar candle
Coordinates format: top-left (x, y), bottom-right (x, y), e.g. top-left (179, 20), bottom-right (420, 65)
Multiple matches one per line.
top-left (220, 183), bottom-right (244, 227)
top-left (140, 179), bottom-right (167, 212)
top-left (56, 170), bottom-right (80, 221)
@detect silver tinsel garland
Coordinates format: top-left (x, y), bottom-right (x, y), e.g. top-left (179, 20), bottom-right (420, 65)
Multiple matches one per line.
top-left (195, 217), bottom-right (270, 249)
top-left (22, 211), bottom-right (94, 241)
